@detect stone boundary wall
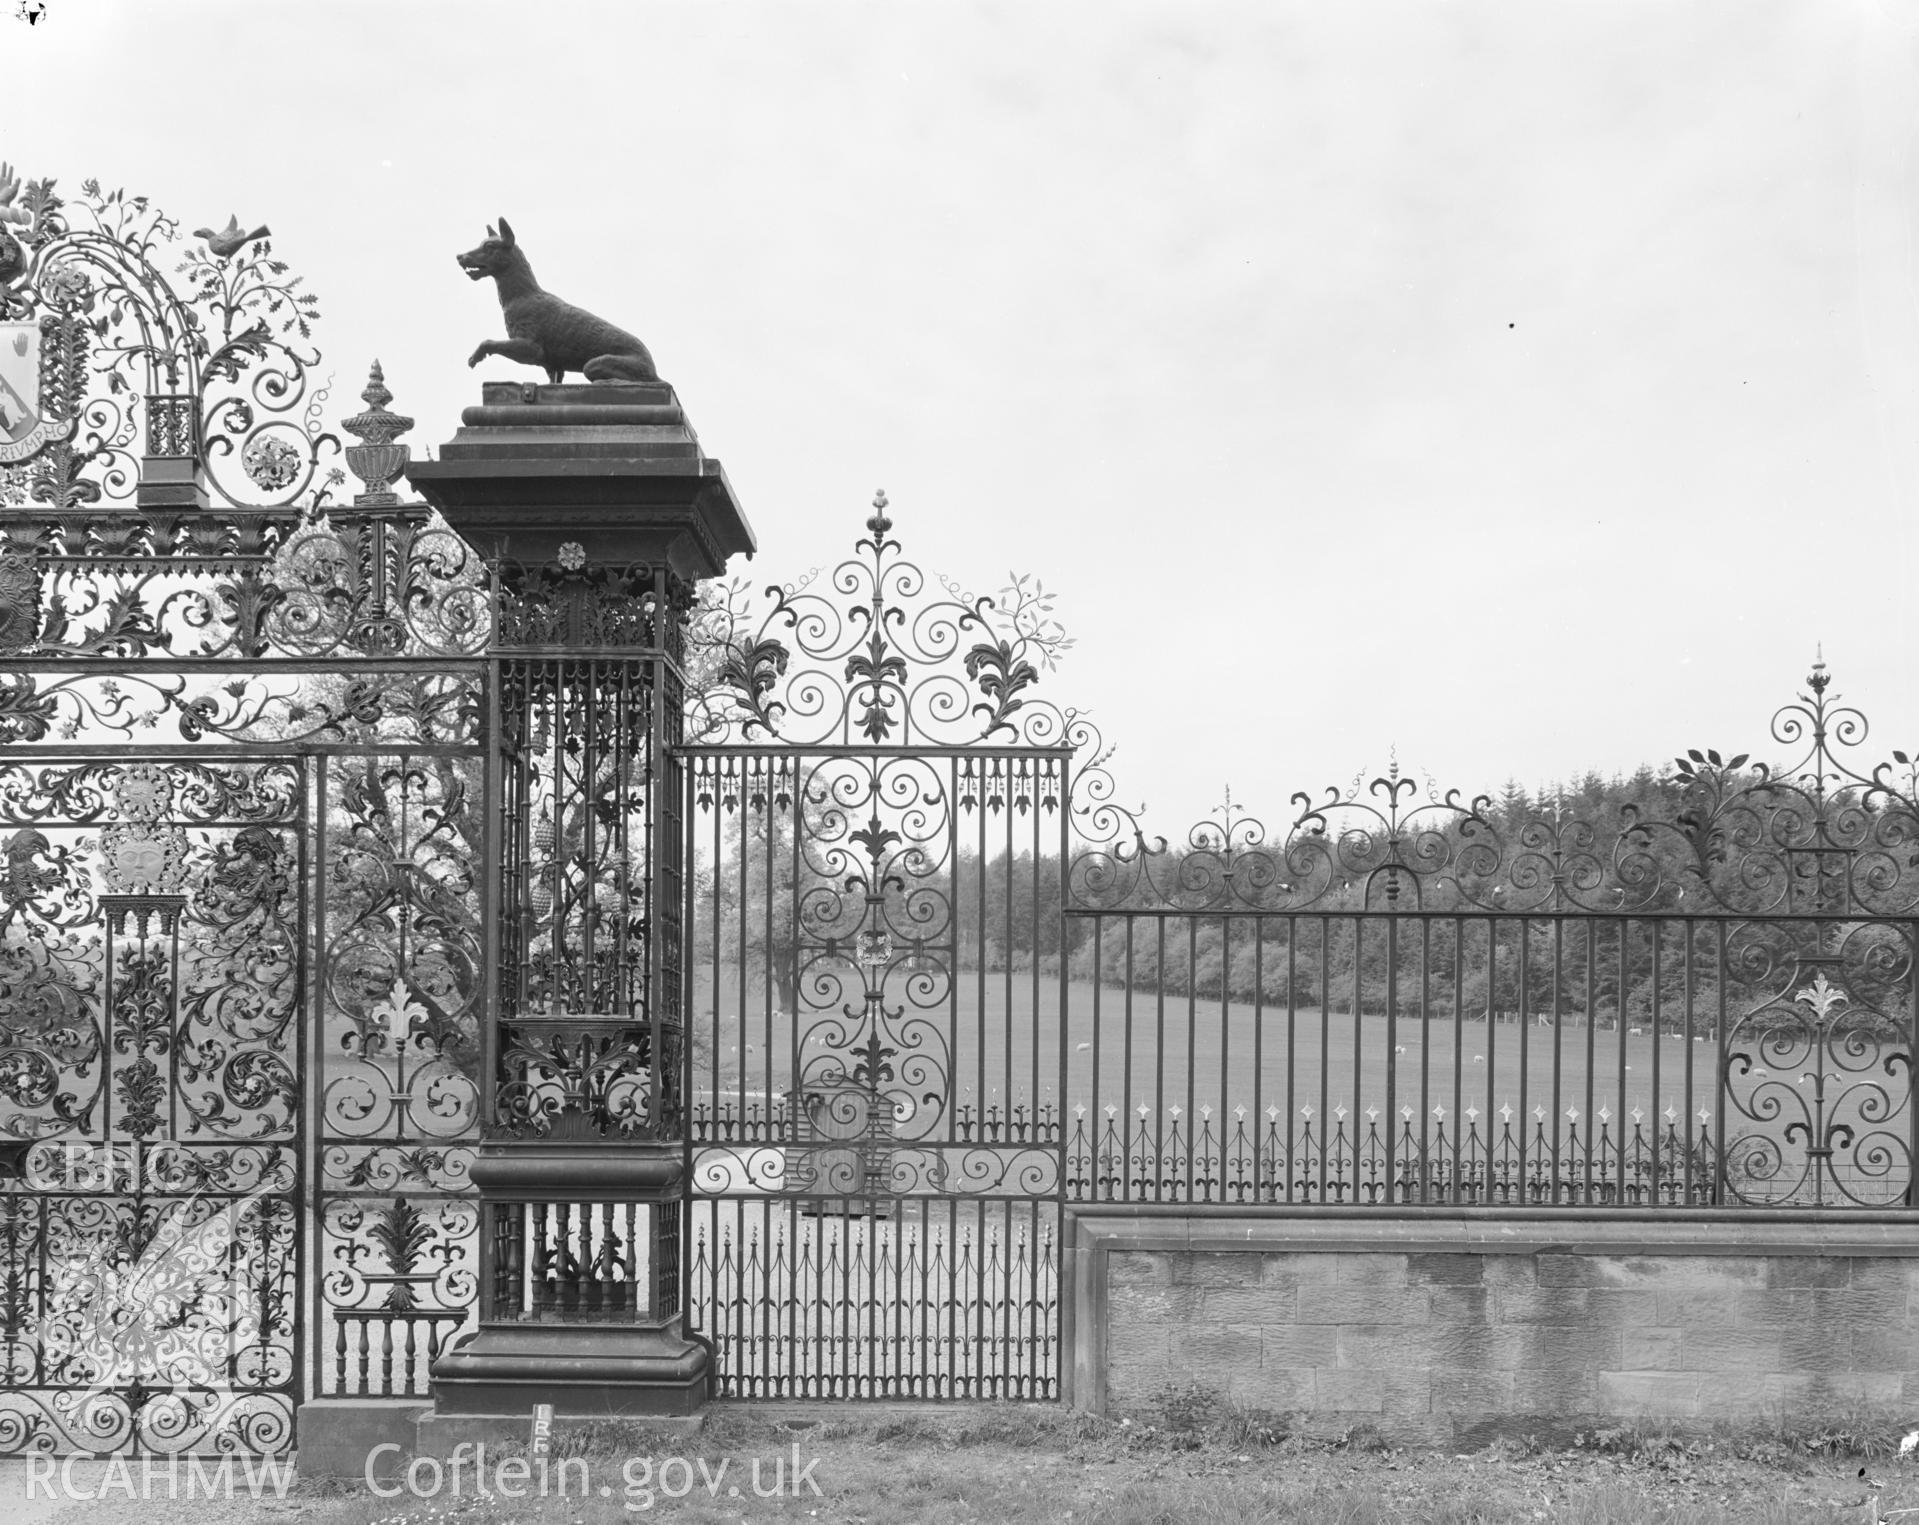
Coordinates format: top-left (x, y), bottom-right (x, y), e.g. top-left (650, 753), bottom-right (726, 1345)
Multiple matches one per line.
top-left (1061, 1208), bottom-right (1919, 1444)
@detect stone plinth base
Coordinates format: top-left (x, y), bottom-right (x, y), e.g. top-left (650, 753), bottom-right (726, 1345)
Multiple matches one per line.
top-left (430, 1319), bottom-right (712, 1416)
top-left (1067, 1207), bottom-right (1919, 1446)
top-left (296, 1398), bottom-right (430, 1481)
top-left (294, 1396), bottom-right (708, 1480)
top-left (469, 1137), bottom-right (681, 1197)
top-left (414, 1408), bottom-right (703, 1461)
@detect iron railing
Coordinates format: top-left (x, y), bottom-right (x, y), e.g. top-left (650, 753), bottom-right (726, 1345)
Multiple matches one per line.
top-left (687, 1198), bottom-right (1057, 1399)
top-left (1059, 911), bottom-right (1913, 1208)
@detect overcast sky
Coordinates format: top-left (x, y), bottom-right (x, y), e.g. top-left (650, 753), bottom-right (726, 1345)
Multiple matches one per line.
top-left (9, 1), bottom-right (1919, 833)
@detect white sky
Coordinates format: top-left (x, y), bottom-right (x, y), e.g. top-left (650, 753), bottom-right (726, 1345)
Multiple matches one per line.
top-left (9, 1), bottom-right (1919, 833)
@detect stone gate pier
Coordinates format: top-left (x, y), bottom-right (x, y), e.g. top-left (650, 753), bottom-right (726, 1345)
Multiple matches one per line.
top-left (298, 378), bottom-right (753, 1473)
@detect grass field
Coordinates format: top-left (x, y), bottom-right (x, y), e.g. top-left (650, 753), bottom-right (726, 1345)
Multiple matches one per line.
top-left (697, 977), bottom-right (1730, 1116)
top-left (698, 978), bottom-right (1865, 1143)
top-left (692, 974), bottom-right (1902, 1200)
top-left (29, 1402), bottom-right (1918, 1525)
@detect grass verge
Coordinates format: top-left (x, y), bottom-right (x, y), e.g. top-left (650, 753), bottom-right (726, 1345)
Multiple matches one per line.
top-left (39, 1393), bottom-right (1919, 1525)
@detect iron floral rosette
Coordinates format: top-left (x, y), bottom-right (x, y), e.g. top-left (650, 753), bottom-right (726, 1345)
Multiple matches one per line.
top-left (0, 165), bottom-right (336, 512)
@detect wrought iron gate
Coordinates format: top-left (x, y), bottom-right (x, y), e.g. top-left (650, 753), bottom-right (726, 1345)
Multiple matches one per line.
top-left (4, 167), bottom-right (1915, 1447)
top-left (0, 168), bottom-right (488, 1454)
top-left (0, 625), bottom-right (489, 1457)
top-left (0, 751), bottom-right (308, 1453)
top-left (681, 501), bottom-right (1080, 1397)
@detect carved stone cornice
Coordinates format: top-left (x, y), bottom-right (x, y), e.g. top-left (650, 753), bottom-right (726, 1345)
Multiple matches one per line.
top-left (406, 382), bottom-right (754, 580)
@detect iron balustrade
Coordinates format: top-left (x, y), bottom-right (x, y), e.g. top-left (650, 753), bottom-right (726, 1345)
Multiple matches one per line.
top-left (486, 1199), bottom-right (679, 1323)
top-left (328, 1309), bottom-right (467, 1399)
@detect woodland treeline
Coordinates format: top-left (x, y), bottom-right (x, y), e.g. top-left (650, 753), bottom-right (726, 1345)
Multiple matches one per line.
top-left (694, 763), bottom-right (1919, 1028)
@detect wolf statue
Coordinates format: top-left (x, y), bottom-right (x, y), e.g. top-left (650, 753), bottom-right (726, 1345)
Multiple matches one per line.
top-left (457, 218), bottom-right (661, 385)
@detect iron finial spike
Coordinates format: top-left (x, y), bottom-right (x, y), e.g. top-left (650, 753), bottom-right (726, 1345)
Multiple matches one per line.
top-left (1808, 643), bottom-right (1830, 697)
top-left (360, 359), bottom-right (393, 413)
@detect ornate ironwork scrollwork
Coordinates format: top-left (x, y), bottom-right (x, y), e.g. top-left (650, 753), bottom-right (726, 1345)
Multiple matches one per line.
top-left (494, 555), bottom-right (689, 654)
top-left (0, 200), bottom-right (495, 1439)
top-left (688, 491), bottom-right (1077, 748)
top-left (788, 754), bottom-right (958, 1159)
top-left (1, 1139), bottom-right (300, 1455)
top-left (1720, 937), bottom-right (1913, 1207)
top-left (689, 743), bottom-right (1068, 1202)
top-left (0, 178), bottom-right (496, 670)
top-left (494, 1013), bottom-right (679, 1141)
top-left (1067, 660), bottom-right (1919, 919)
top-left (0, 174), bottom-right (333, 513)
top-left (1660, 658), bottom-right (1919, 916)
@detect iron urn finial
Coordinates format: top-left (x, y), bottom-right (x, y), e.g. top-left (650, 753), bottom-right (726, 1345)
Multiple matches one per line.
top-left (340, 359), bottom-right (414, 505)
